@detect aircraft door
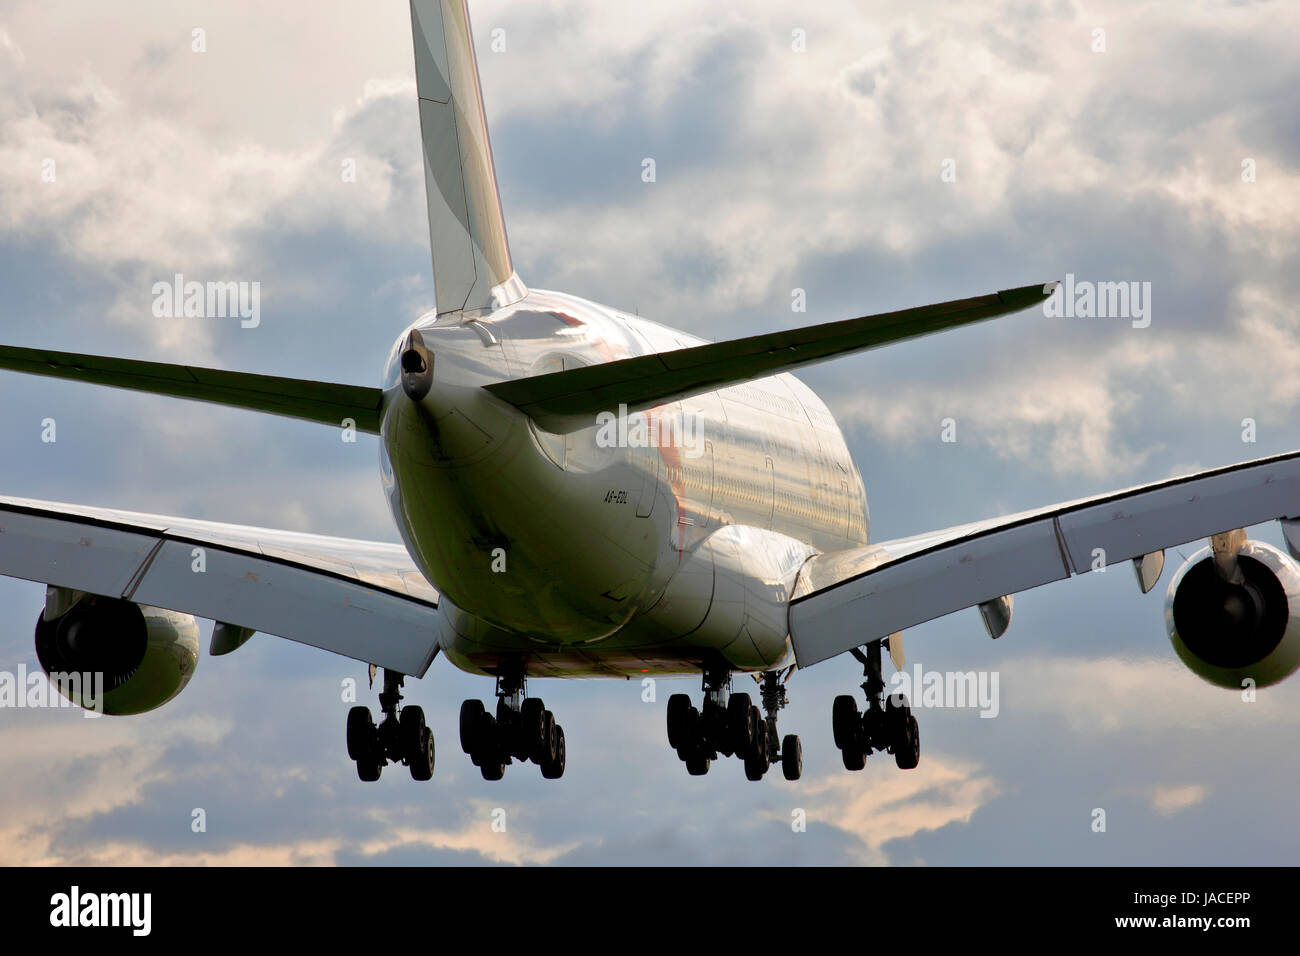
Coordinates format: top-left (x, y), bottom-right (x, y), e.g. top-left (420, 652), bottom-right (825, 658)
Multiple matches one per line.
top-left (636, 448), bottom-right (659, 517)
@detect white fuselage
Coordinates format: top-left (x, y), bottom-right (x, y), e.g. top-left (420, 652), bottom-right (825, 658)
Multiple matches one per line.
top-left (379, 289), bottom-right (869, 678)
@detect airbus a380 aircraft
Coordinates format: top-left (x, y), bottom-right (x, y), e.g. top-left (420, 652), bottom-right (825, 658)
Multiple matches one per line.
top-left (3, 0), bottom-right (1300, 786)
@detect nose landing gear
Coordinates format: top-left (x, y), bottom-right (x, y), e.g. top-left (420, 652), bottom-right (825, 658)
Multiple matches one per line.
top-left (833, 638), bottom-right (920, 772)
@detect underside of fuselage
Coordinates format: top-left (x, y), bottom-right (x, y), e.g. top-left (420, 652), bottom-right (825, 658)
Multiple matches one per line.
top-left (379, 288), bottom-right (870, 678)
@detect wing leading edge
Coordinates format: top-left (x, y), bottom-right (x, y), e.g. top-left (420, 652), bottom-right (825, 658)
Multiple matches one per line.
top-left (0, 495), bottom-right (439, 675)
top-left (789, 450), bottom-right (1300, 667)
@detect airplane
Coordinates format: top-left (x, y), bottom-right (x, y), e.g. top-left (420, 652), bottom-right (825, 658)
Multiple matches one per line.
top-left (3, 0), bottom-right (1299, 786)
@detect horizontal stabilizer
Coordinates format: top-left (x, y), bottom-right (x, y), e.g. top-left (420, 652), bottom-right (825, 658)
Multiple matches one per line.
top-left (0, 344), bottom-right (383, 433)
top-left (485, 282), bottom-right (1053, 433)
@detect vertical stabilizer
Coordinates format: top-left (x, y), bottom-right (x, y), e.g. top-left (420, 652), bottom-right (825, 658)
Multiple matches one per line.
top-left (409, 0), bottom-right (525, 316)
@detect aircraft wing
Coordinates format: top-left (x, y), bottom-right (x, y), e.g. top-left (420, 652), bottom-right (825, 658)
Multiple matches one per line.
top-left (788, 450), bottom-right (1300, 667)
top-left (485, 282), bottom-right (1053, 433)
top-left (0, 495), bottom-right (440, 675)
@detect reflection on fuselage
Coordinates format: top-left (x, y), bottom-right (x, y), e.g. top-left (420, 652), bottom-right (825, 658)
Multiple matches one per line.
top-left (379, 289), bottom-right (869, 679)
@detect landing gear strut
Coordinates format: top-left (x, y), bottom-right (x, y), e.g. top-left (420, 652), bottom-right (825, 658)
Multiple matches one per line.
top-left (666, 665), bottom-right (801, 781)
top-left (833, 638), bottom-right (919, 772)
top-left (347, 669), bottom-right (435, 782)
top-left (459, 668), bottom-right (566, 780)
top-left (759, 669), bottom-right (802, 781)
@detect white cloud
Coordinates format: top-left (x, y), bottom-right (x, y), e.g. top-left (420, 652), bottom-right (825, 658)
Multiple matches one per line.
top-left (1149, 783), bottom-right (1208, 816)
top-left (792, 755), bottom-right (1001, 864)
top-left (997, 653), bottom-right (1300, 735)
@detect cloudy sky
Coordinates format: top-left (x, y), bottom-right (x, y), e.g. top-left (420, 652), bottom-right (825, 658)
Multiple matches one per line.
top-left (1, 0), bottom-right (1298, 865)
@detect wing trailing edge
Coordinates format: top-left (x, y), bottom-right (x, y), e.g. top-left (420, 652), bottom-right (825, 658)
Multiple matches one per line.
top-left (788, 449), bottom-right (1300, 667)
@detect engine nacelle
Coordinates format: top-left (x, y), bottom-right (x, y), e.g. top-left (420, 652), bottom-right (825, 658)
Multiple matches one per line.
top-left (34, 588), bottom-right (200, 715)
top-left (1165, 540), bottom-right (1300, 689)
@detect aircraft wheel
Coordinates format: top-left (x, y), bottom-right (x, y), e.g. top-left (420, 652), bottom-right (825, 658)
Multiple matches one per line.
top-left (841, 743), bottom-right (865, 772)
top-left (832, 695), bottom-right (859, 750)
top-left (666, 693), bottom-right (692, 749)
top-left (542, 725), bottom-right (566, 779)
top-left (346, 706), bottom-right (374, 762)
top-left (400, 705), bottom-right (426, 758)
top-left (727, 693), bottom-right (754, 754)
top-left (747, 705), bottom-right (765, 759)
top-left (895, 715), bottom-right (920, 770)
top-left (782, 734), bottom-right (802, 781)
top-left (459, 699), bottom-right (484, 754)
top-left (521, 697), bottom-right (547, 761)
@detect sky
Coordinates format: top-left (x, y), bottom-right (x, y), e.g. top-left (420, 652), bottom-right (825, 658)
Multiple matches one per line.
top-left (0, 0), bottom-right (1298, 865)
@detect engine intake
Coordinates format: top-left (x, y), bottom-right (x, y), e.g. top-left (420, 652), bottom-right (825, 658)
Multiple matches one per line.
top-left (34, 589), bottom-right (200, 715)
top-left (1166, 540), bottom-right (1300, 688)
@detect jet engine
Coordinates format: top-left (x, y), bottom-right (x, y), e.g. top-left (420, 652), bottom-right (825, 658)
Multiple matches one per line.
top-left (1165, 539), bottom-right (1300, 688)
top-left (34, 588), bottom-right (200, 715)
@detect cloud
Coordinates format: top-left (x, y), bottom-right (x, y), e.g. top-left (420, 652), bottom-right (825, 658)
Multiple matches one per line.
top-left (0, 711), bottom-right (232, 864)
top-left (1148, 783), bottom-right (1208, 816)
top-left (997, 653), bottom-right (1298, 735)
top-left (2, 0), bottom-right (1300, 867)
top-left (793, 756), bottom-right (1001, 864)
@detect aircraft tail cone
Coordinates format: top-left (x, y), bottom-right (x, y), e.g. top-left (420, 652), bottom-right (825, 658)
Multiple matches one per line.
top-left (400, 328), bottom-right (434, 401)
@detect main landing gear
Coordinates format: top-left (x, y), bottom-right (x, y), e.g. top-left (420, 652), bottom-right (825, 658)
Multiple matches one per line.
top-left (459, 670), bottom-right (566, 780)
top-left (666, 666), bottom-right (802, 781)
top-left (833, 638), bottom-right (919, 772)
top-left (347, 669), bottom-right (436, 782)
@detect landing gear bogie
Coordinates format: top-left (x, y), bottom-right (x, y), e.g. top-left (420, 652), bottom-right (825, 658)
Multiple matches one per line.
top-left (667, 666), bottom-right (801, 782)
top-left (346, 669), bottom-right (436, 783)
top-left (834, 639), bottom-right (921, 773)
top-left (460, 669), bottom-right (566, 780)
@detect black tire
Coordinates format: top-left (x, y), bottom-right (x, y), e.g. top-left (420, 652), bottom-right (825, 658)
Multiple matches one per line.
top-left (832, 695), bottom-right (859, 750)
top-left (400, 705), bottom-right (426, 761)
top-left (472, 710), bottom-right (499, 768)
top-left (542, 710), bottom-right (558, 764)
top-left (542, 725), bottom-right (567, 779)
top-left (410, 726), bottom-right (435, 781)
top-left (782, 734), bottom-right (802, 781)
top-left (480, 759), bottom-right (505, 781)
top-left (674, 706), bottom-right (702, 759)
top-left (346, 706), bottom-right (374, 762)
top-left (666, 693), bottom-right (692, 749)
top-left (748, 705), bottom-right (766, 760)
top-left (841, 743), bottom-right (865, 771)
top-left (727, 693), bottom-right (754, 754)
top-left (743, 752), bottom-right (767, 781)
top-left (685, 753), bottom-right (710, 776)
top-left (895, 715), bottom-right (920, 770)
top-left (356, 752), bottom-right (382, 782)
top-left (459, 699), bottom-right (485, 754)
top-left (885, 693), bottom-right (910, 757)
top-left (521, 698), bottom-right (546, 761)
